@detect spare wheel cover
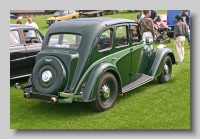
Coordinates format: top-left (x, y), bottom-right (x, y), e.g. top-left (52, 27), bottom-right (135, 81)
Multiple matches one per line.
top-left (32, 56), bottom-right (67, 94)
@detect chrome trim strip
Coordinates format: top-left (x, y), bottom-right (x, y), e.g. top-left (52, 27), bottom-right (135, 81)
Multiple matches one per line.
top-left (10, 74), bottom-right (31, 80)
top-left (10, 55), bottom-right (37, 62)
top-left (28, 55), bottom-right (37, 58)
top-left (10, 57), bottom-right (27, 62)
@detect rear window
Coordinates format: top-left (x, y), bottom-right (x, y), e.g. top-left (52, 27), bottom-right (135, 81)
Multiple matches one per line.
top-left (48, 34), bottom-right (82, 49)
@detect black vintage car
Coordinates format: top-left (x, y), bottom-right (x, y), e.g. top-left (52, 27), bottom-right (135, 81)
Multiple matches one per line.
top-left (15, 18), bottom-right (176, 112)
top-left (10, 24), bottom-right (44, 79)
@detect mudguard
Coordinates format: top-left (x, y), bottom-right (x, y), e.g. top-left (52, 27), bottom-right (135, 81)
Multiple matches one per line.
top-left (145, 47), bottom-right (176, 77)
top-left (75, 62), bottom-right (122, 102)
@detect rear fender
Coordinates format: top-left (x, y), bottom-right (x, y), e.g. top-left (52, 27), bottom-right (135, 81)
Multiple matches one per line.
top-left (75, 62), bottom-right (122, 102)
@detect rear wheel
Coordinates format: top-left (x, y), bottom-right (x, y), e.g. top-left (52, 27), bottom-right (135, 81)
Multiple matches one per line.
top-left (72, 16), bottom-right (76, 19)
top-left (157, 55), bottom-right (172, 84)
top-left (91, 72), bottom-right (118, 112)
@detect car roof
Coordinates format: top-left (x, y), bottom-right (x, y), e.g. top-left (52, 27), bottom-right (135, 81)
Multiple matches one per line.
top-left (47, 17), bottom-right (136, 35)
top-left (10, 24), bottom-right (37, 30)
top-left (62, 17), bottom-right (135, 25)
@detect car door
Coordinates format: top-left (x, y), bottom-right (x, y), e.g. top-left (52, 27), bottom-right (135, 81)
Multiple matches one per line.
top-left (23, 28), bottom-right (44, 73)
top-left (10, 29), bottom-right (28, 78)
top-left (129, 24), bottom-right (145, 82)
top-left (114, 24), bottom-right (132, 86)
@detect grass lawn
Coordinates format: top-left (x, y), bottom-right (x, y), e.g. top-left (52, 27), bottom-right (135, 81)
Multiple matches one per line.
top-left (10, 10), bottom-right (190, 129)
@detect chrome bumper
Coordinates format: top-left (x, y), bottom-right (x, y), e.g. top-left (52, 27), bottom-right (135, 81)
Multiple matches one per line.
top-left (15, 83), bottom-right (83, 98)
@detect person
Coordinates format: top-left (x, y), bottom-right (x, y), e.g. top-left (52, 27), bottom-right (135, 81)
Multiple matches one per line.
top-left (181, 10), bottom-right (190, 46)
top-left (139, 10), bottom-right (156, 40)
top-left (136, 10), bottom-right (143, 24)
top-left (173, 14), bottom-right (188, 63)
top-left (131, 26), bottom-right (139, 42)
top-left (139, 13), bottom-right (145, 21)
top-left (16, 20), bottom-right (22, 24)
top-left (150, 10), bottom-right (158, 24)
top-left (25, 17), bottom-right (39, 38)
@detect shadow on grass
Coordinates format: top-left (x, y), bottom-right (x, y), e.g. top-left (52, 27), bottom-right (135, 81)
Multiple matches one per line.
top-left (10, 76), bottom-right (177, 117)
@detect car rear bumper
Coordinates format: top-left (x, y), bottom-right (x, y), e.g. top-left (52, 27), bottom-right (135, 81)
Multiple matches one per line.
top-left (24, 91), bottom-right (83, 104)
top-left (15, 83), bottom-right (83, 104)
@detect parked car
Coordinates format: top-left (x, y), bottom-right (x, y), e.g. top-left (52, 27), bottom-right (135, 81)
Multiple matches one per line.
top-left (46, 10), bottom-right (80, 26)
top-left (79, 10), bottom-right (118, 17)
top-left (44, 10), bottom-right (58, 14)
top-left (127, 10), bottom-right (140, 12)
top-left (10, 14), bottom-right (18, 19)
top-left (10, 24), bottom-right (44, 79)
top-left (15, 18), bottom-right (176, 112)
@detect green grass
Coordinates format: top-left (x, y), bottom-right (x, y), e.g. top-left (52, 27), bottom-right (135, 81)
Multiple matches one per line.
top-left (10, 10), bottom-right (190, 129)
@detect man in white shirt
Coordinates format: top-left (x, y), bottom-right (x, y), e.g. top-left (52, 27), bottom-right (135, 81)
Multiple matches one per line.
top-left (25, 17), bottom-right (39, 38)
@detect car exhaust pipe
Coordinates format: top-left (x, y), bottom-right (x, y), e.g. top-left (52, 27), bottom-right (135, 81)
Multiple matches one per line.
top-left (24, 93), bottom-right (30, 99)
top-left (51, 97), bottom-right (57, 104)
top-left (118, 94), bottom-right (123, 96)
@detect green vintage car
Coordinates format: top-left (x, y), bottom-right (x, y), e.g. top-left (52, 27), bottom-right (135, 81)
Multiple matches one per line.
top-left (15, 18), bottom-right (176, 112)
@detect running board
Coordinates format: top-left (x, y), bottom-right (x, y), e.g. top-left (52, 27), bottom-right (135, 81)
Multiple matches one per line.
top-left (122, 74), bottom-right (154, 93)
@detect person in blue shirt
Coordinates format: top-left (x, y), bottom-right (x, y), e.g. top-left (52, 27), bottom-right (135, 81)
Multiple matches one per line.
top-left (181, 10), bottom-right (190, 46)
top-left (150, 10), bottom-right (158, 24)
top-left (136, 10), bottom-right (143, 24)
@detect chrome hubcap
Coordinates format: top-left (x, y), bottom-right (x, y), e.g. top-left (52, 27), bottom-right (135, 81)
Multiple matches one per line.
top-left (42, 70), bottom-right (52, 83)
top-left (101, 84), bottom-right (110, 99)
top-left (164, 64), bottom-right (169, 74)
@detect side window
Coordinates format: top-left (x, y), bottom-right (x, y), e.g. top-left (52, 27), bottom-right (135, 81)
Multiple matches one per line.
top-left (97, 28), bottom-right (113, 51)
top-left (115, 26), bottom-right (128, 47)
top-left (130, 25), bottom-right (140, 43)
top-left (23, 29), bottom-right (43, 44)
top-left (10, 30), bottom-right (21, 46)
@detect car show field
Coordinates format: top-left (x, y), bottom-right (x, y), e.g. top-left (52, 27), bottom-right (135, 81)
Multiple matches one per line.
top-left (10, 10), bottom-right (190, 129)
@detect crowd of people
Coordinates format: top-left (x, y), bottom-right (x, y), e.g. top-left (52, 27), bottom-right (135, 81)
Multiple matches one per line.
top-left (15, 10), bottom-right (190, 64)
top-left (136, 10), bottom-right (190, 64)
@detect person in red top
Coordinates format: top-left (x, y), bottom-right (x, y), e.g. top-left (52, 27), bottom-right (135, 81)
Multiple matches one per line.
top-left (181, 10), bottom-right (190, 46)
